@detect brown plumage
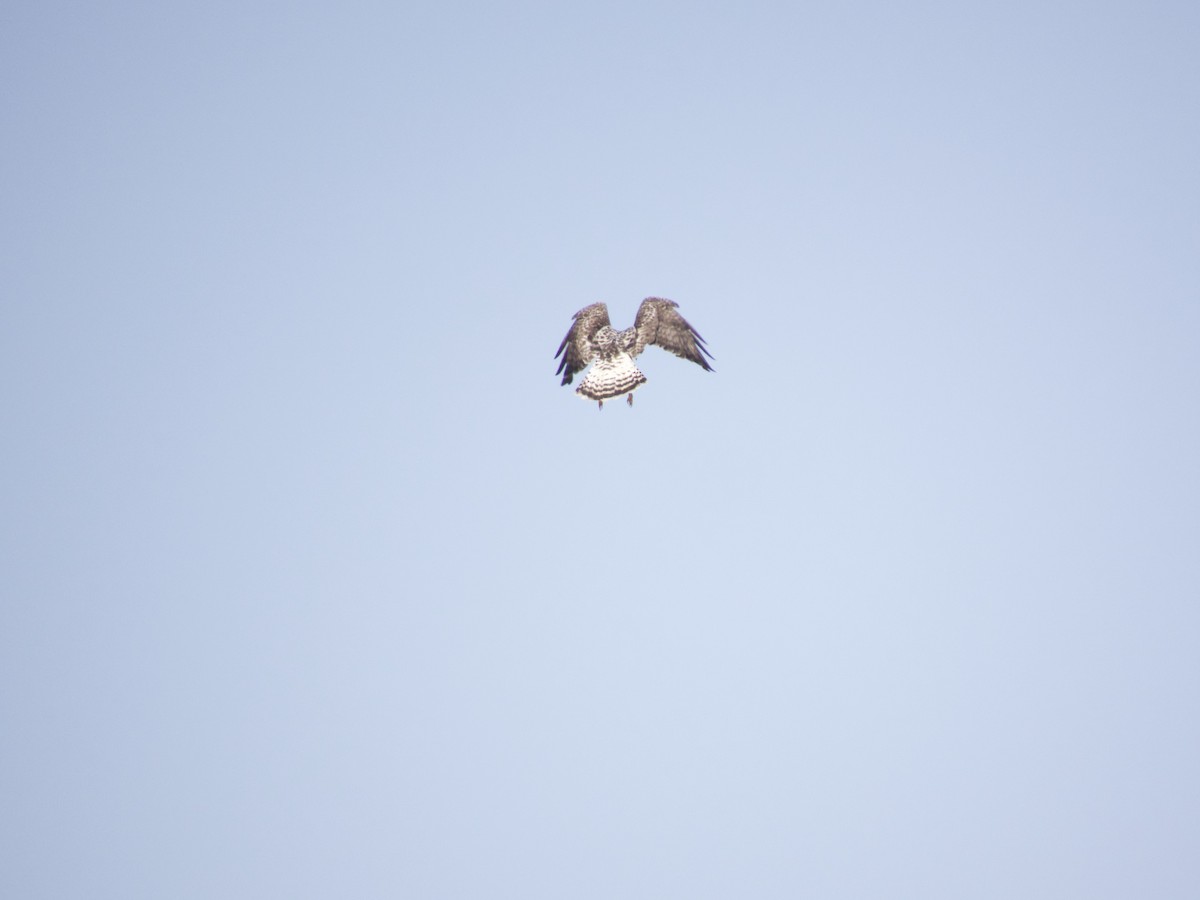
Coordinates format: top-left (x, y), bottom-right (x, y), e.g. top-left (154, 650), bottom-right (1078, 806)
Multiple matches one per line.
top-left (554, 298), bottom-right (714, 408)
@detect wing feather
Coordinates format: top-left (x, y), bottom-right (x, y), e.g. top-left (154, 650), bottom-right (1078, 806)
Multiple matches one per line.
top-left (632, 298), bottom-right (714, 371)
top-left (554, 303), bottom-right (611, 385)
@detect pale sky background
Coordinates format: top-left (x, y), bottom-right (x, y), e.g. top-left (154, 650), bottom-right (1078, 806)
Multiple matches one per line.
top-left (3, 2), bottom-right (1199, 897)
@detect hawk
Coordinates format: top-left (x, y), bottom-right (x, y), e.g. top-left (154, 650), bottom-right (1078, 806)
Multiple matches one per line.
top-left (555, 297), bottom-right (714, 409)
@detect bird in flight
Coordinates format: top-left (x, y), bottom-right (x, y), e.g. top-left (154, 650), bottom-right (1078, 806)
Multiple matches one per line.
top-left (555, 297), bottom-right (714, 409)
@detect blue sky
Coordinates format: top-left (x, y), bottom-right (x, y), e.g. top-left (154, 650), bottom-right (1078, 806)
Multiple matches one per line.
top-left (3, 1), bottom-right (1199, 897)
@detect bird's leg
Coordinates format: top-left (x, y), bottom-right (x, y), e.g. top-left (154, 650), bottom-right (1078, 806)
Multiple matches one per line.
top-left (597, 399), bottom-right (603, 411)
top-left (627, 392), bottom-right (634, 406)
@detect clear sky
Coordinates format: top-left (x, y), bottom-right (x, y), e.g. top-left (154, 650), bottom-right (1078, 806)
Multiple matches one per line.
top-left (3, 1), bottom-right (1198, 897)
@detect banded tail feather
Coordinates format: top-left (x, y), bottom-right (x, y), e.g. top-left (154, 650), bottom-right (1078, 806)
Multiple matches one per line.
top-left (575, 353), bottom-right (647, 407)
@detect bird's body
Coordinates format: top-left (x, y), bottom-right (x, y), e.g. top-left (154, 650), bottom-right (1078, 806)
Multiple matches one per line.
top-left (555, 298), bottom-right (713, 408)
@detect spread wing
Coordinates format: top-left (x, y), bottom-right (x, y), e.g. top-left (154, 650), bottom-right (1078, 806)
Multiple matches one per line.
top-left (554, 303), bottom-right (611, 385)
top-left (632, 298), bottom-right (714, 371)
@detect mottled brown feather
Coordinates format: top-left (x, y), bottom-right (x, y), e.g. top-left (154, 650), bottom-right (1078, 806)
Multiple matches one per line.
top-left (554, 303), bottom-right (611, 385)
top-left (633, 298), bottom-right (714, 371)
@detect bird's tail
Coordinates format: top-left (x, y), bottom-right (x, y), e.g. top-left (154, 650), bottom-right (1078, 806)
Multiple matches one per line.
top-left (576, 353), bottom-right (647, 402)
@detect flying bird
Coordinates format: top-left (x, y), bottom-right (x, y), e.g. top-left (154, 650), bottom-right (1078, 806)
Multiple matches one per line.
top-left (555, 297), bottom-right (714, 409)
